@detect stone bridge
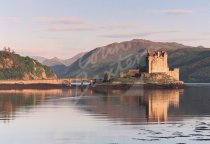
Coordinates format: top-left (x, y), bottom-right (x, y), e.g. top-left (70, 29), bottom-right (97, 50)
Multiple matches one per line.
top-left (0, 78), bottom-right (94, 87)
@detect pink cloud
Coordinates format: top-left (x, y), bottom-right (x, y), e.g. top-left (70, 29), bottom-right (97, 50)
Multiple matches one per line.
top-left (102, 29), bottom-right (183, 38)
top-left (99, 24), bottom-right (138, 30)
top-left (48, 24), bottom-right (139, 32)
top-left (146, 9), bottom-right (193, 15)
top-left (35, 17), bottom-right (86, 24)
top-left (49, 25), bottom-right (97, 31)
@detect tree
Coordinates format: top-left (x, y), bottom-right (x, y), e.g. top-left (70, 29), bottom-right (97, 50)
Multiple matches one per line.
top-left (3, 47), bottom-right (7, 52)
top-left (103, 72), bottom-right (112, 82)
top-left (11, 50), bottom-right (15, 54)
top-left (2, 46), bottom-right (14, 53)
top-left (7, 47), bottom-right (11, 52)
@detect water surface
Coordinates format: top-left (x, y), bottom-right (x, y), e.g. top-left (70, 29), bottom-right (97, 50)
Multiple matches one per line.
top-left (0, 85), bottom-right (210, 144)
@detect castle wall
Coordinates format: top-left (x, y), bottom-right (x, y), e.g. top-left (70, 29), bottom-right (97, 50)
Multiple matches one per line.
top-left (120, 72), bottom-right (126, 78)
top-left (147, 52), bottom-right (169, 73)
top-left (146, 51), bottom-right (180, 81)
top-left (120, 69), bottom-right (139, 78)
top-left (166, 68), bottom-right (179, 81)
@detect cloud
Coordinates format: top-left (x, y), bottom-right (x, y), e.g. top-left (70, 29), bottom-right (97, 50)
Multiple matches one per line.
top-left (102, 33), bottom-right (147, 38)
top-left (146, 9), bottom-right (193, 15)
top-left (48, 24), bottom-right (138, 32)
top-left (35, 16), bottom-right (139, 32)
top-left (35, 17), bottom-right (86, 24)
top-left (49, 25), bottom-right (97, 31)
top-left (98, 24), bottom-right (138, 30)
top-left (102, 30), bottom-right (183, 38)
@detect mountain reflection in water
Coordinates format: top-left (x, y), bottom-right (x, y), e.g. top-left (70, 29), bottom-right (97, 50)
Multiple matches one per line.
top-left (0, 88), bottom-right (183, 124)
top-left (0, 89), bottom-right (93, 121)
top-left (1, 86), bottom-right (210, 143)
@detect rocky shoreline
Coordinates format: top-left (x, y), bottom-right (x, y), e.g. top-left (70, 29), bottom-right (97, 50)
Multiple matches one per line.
top-left (0, 83), bottom-right (76, 90)
top-left (0, 82), bottom-right (184, 90)
top-left (91, 82), bottom-right (184, 91)
top-left (144, 83), bottom-right (184, 89)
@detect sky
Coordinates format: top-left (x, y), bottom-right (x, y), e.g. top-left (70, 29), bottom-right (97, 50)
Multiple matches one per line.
top-left (0, 0), bottom-right (210, 59)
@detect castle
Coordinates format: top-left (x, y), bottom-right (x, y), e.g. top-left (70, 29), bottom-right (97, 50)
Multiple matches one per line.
top-left (146, 50), bottom-right (179, 80)
top-left (120, 50), bottom-right (180, 81)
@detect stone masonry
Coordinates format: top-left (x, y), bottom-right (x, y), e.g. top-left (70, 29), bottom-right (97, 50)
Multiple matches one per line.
top-left (146, 50), bottom-right (180, 80)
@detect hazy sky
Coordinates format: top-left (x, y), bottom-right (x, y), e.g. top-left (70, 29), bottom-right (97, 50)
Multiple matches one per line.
top-left (0, 0), bottom-right (210, 58)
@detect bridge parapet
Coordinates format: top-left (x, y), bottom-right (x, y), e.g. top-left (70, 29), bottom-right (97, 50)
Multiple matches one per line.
top-left (0, 78), bottom-right (94, 87)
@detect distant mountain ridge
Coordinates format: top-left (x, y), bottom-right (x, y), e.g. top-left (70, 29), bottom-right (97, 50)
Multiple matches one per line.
top-left (37, 52), bottom-right (85, 67)
top-left (32, 52), bottom-right (85, 77)
top-left (60, 39), bottom-right (210, 83)
top-left (42, 57), bottom-right (64, 67)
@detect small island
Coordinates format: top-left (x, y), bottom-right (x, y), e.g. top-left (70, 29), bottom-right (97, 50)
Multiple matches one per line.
top-left (95, 50), bottom-right (184, 89)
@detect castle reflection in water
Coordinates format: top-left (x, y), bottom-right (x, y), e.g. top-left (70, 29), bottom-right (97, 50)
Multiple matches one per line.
top-left (0, 87), bottom-right (183, 123)
top-left (145, 89), bottom-right (181, 122)
top-left (82, 87), bottom-right (183, 123)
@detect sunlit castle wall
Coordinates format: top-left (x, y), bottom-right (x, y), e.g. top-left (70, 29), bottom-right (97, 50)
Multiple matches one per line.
top-left (147, 51), bottom-right (169, 73)
top-left (146, 50), bottom-right (180, 81)
top-left (167, 68), bottom-right (180, 81)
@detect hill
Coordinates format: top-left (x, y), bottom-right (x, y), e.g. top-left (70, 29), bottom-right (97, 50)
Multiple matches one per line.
top-left (42, 57), bottom-right (64, 67)
top-left (31, 56), bottom-right (47, 63)
top-left (0, 49), bottom-right (56, 80)
top-left (61, 39), bottom-right (210, 83)
top-left (50, 65), bottom-right (67, 77)
top-left (41, 52), bottom-right (85, 67)
top-left (62, 52), bottom-right (85, 66)
top-left (39, 52), bottom-right (85, 77)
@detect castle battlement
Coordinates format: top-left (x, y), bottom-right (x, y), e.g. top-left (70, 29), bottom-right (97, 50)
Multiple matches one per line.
top-left (147, 50), bottom-right (167, 58)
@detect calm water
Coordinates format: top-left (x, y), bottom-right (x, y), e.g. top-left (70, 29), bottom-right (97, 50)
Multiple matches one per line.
top-left (1, 85), bottom-right (210, 144)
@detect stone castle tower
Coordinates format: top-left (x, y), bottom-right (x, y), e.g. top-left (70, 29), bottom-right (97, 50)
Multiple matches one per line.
top-left (146, 50), bottom-right (169, 73)
top-left (146, 50), bottom-right (180, 80)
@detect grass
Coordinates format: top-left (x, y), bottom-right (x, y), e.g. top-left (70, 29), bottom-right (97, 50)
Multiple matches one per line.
top-left (110, 73), bottom-right (178, 84)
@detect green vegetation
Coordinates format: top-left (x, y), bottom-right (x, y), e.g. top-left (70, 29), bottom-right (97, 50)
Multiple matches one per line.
top-left (110, 77), bottom-right (144, 84)
top-left (143, 73), bottom-right (177, 84)
top-left (109, 73), bottom-right (178, 84)
top-left (0, 48), bottom-right (55, 80)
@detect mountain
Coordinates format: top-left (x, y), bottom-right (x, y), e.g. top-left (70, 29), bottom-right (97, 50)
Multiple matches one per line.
top-left (60, 39), bottom-right (210, 83)
top-left (0, 50), bottom-right (56, 80)
top-left (31, 56), bottom-right (47, 63)
top-left (41, 52), bottom-right (85, 67)
top-left (42, 57), bottom-right (64, 67)
top-left (62, 52), bottom-right (85, 66)
top-left (50, 65), bottom-right (67, 78)
top-left (39, 52), bottom-right (85, 77)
